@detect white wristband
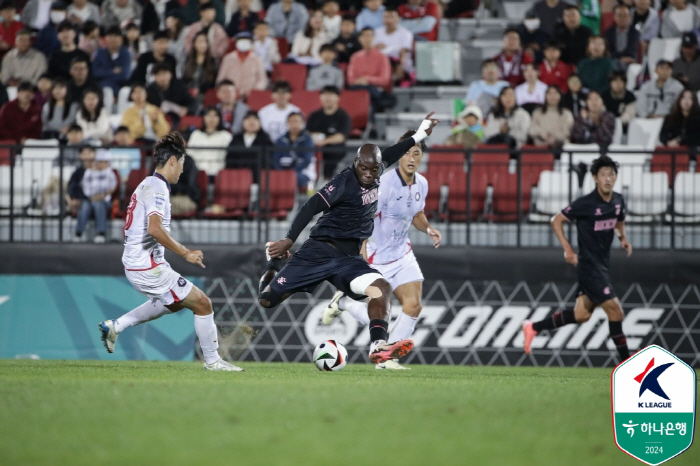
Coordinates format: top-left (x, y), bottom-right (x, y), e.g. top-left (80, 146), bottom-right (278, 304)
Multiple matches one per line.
top-left (413, 128), bottom-right (428, 143)
top-left (426, 227), bottom-right (432, 235)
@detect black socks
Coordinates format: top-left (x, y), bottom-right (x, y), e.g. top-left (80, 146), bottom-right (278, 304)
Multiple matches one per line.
top-left (533, 309), bottom-right (577, 332)
top-left (609, 320), bottom-right (630, 361)
top-left (369, 319), bottom-right (389, 343)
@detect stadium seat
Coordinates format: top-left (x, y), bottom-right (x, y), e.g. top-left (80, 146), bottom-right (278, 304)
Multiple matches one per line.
top-left (671, 172), bottom-right (700, 222)
top-left (529, 170), bottom-right (579, 222)
top-left (561, 143), bottom-right (600, 170)
top-left (20, 139), bottom-right (60, 195)
top-left (626, 63), bottom-right (643, 91)
top-left (647, 38), bottom-right (681, 71)
top-left (247, 90), bottom-right (272, 112)
top-left (627, 172), bottom-right (669, 221)
top-left (203, 88), bottom-right (218, 107)
top-left (612, 118), bottom-right (623, 145)
top-left (206, 168), bottom-right (253, 218)
top-left (0, 139), bottom-right (15, 165)
top-left (276, 37), bottom-right (289, 60)
top-left (520, 148), bottom-right (555, 188)
top-left (173, 170), bottom-right (208, 219)
top-left (290, 90), bottom-right (321, 117)
top-left (600, 12), bottom-right (615, 35)
top-left (110, 169), bottom-right (121, 219)
top-left (119, 168), bottom-right (148, 217)
top-left (606, 144), bottom-right (649, 188)
top-left (179, 115), bottom-right (203, 132)
top-left (339, 89), bottom-right (370, 138)
top-left (103, 86), bottom-right (114, 115)
top-left (117, 86), bottom-right (131, 115)
top-left (258, 169), bottom-right (297, 219)
top-left (271, 63), bottom-right (308, 92)
top-left (490, 171), bottom-right (531, 221)
top-left (471, 145), bottom-right (510, 184)
top-left (651, 148), bottom-right (690, 186)
top-left (628, 119), bottom-right (664, 150)
top-left (424, 146), bottom-right (464, 218)
top-left (446, 160), bottom-right (489, 221)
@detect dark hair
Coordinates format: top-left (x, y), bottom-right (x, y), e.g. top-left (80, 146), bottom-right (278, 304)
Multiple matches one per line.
top-left (79, 144), bottom-right (96, 153)
top-left (199, 1), bottom-right (215, 11)
top-left (81, 20), bottom-right (99, 35)
top-left (153, 132), bottom-right (187, 168)
top-left (271, 80), bottom-right (292, 93)
top-left (67, 123), bottom-right (83, 133)
top-left (201, 106), bottom-right (224, 131)
top-left (57, 21), bottom-right (74, 33)
top-left (590, 154), bottom-right (619, 175)
top-left (320, 85), bottom-right (340, 95)
top-left (183, 32), bottom-right (216, 88)
top-left (491, 86), bottom-right (516, 118)
top-left (612, 3), bottom-right (630, 13)
top-left (16, 27), bottom-right (31, 37)
top-left (563, 4), bottom-right (580, 12)
top-left (664, 89), bottom-right (700, 129)
top-left (320, 43), bottom-right (336, 54)
top-left (217, 79), bottom-right (235, 89)
top-left (153, 30), bottom-right (170, 42)
top-left (0, 0), bottom-right (16, 11)
top-left (609, 70), bottom-right (626, 82)
top-left (125, 21), bottom-right (139, 31)
top-left (544, 39), bottom-right (562, 50)
top-left (17, 81), bottom-right (35, 92)
top-left (384, 6), bottom-right (398, 13)
top-left (48, 77), bottom-right (73, 121)
top-left (503, 27), bottom-right (519, 37)
top-left (243, 110), bottom-right (259, 119)
top-left (481, 58), bottom-right (497, 68)
top-left (359, 27), bottom-right (374, 35)
top-left (398, 129), bottom-right (426, 152)
top-left (254, 20), bottom-right (268, 27)
top-left (304, 10), bottom-right (322, 38)
top-left (115, 125), bottom-right (130, 135)
top-left (287, 111), bottom-right (304, 121)
top-left (540, 85), bottom-right (564, 115)
top-left (79, 87), bottom-right (103, 122)
top-left (70, 55), bottom-right (90, 68)
top-left (152, 62), bottom-right (173, 75)
top-left (38, 73), bottom-right (51, 82)
top-left (129, 83), bottom-right (146, 100)
top-left (105, 25), bottom-right (123, 37)
top-left (341, 14), bottom-right (356, 22)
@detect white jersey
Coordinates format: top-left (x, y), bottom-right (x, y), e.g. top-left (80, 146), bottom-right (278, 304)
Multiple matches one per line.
top-left (366, 168), bottom-right (428, 265)
top-left (122, 175), bottom-right (171, 271)
top-left (258, 103), bottom-right (301, 142)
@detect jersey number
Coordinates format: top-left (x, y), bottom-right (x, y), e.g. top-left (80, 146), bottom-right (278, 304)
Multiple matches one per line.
top-left (124, 193), bottom-right (137, 231)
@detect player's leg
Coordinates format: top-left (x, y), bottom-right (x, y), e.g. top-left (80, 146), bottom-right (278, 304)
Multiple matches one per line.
top-left (257, 242), bottom-right (293, 308)
top-left (600, 297), bottom-right (630, 361)
top-left (99, 299), bottom-right (175, 352)
top-left (322, 290), bottom-right (371, 326)
top-left (390, 280), bottom-right (422, 341)
top-left (522, 294), bottom-right (595, 354)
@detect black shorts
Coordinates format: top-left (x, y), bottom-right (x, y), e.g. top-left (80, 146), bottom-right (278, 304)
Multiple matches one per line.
top-left (577, 265), bottom-right (616, 305)
top-left (269, 238), bottom-right (380, 300)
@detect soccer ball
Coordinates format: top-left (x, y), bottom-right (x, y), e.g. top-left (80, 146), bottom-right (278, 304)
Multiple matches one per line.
top-left (313, 340), bottom-right (348, 371)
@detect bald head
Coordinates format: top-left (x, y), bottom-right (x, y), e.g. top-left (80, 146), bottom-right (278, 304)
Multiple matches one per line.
top-left (354, 144), bottom-right (383, 187)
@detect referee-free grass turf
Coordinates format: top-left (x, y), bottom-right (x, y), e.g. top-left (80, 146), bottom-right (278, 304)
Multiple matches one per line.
top-left (0, 360), bottom-right (696, 466)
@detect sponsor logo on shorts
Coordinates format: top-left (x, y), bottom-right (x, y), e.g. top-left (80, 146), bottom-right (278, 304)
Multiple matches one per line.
top-left (177, 277), bottom-right (186, 287)
top-left (277, 277), bottom-right (286, 285)
top-left (604, 286), bottom-right (611, 295)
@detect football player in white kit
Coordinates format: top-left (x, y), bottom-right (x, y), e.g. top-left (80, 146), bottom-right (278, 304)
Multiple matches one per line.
top-left (98, 133), bottom-right (242, 371)
top-left (322, 130), bottom-right (442, 369)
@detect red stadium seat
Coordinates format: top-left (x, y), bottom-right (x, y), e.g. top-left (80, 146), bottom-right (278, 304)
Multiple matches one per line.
top-left (520, 147), bottom-right (555, 188)
top-left (203, 88), bottom-right (218, 107)
top-left (600, 12), bottom-right (615, 35)
top-left (490, 171), bottom-right (531, 221)
top-left (206, 169), bottom-right (253, 218)
top-left (651, 148), bottom-right (691, 186)
top-left (247, 90), bottom-right (272, 112)
top-left (0, 139), bottom-right (14, 165)
top-left (225, 38), bottom-right (237, 55)
top-left (447, 163), bottom-right (489, 221)
top-left (339, 89), bottom-right (370, 138)
top-left (258, 169), bottom-right (297, 219)
top-left (290, 90), bottom-right (321, 117)
top-left (118, 168), bottom-right (147, 217)
top-left (424, 146), bottom-right (464, 218)
top-left (271, 63), bottom-right (308, 92)
top-left (172, 170), bottom-right (209, 219)
top-left (276, 37), bottom-right (289, 60)
top-left (472, 145), bottom-right (510, 184)
top-left (110, 169), bottom-right (121, 219)
top-left (179, 115), bottom-right (203, 132)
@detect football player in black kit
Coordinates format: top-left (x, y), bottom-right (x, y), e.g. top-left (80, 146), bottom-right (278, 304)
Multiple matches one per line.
top-left (523, 155), bottom-right (633, 362)
top-left (258, 113), bottom-right (440, 364)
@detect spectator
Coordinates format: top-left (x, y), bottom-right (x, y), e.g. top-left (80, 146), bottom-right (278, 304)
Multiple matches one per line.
top-left (604, 4), bottom-right (639, 67)
top-left (397, 0), bottom-right (438, 38)
top-left (307, 44), bottom-right (345, 90)
top-left (259, 80), bottom-right (301, 142)
top-left (77, 20), bottom-right (100, 58)
top-left (554, 5), bottom-right (593, 65)
top-left (532, 0), bottom-right (567, 36)
top-left (562, 73), bottom-right (588, 116)
top-left (323, 0), bottom-right (341, 40)
top-left (67, 56), bottom-right (97, 100)
top-left (76, 87), bottom-right (112, 144)
top-left (165, 12), bottom-right (187, 60)
top-left (188, 106), bottom-right (232, 175)
top-left (578, 36), bottom-right (616, 94)
top-left (445, 104), bottom-right (484, 148)
top-left (356, 0), bottom-right (385, 31)
top-left (67, 0), bottom-right (99, 25)
top-left (580, 0), bottom-right (600, 35)
top-left (66, 144), bottom-right (93, 216)
top-left (253, 21), bottom-right (281, 73)
top-left (227, 0), bottom-right (258, 37)
top-left (147, 63), bottom-right (196, 126)
top-left (571, 90), bottom-right (615, 148)
top-left (0, 81), bottom-right (42, 143)
top-left (374, 7), bottom-right (414, 84)
top-left (213, 79), bottom-right (249, 134)
top-left (267, 0), bottom-right (309, 44)
top-left (333, 14), bottom-right (361, 64)
top-left (631, 0), bottom-right (659, 56)
top-left (602, 70), bottom-right (636, 126)
top-left (528, 85), bottom-right (574, 148)
top-left (93, 26), bottom-right (131, 96)
top-left (673, 32), bottom-right (700, 92)
top-left (515, 63), bottom-right (548, 113)
top-left (170, 154), bottom-right (202, 215)
top-left (131, 30), bottom-right (177, 84)
top-left (184, 2), bottom-right (229, 60)
top-left (35, 73), bottom-right (52, 107)
top-left (0, 0), bottom-right (23, 60)
top-left (217, 32), bottom-right (268, 98)
top-left (179, 0), bottom-right (226, 26)
top-left (483, 86), bottom-right (531, 148)
top-left (659, 89), bottom-right (700, 147)
top-left (494, 28), bottom-right (534, 88)
top-left (100, 0), bottom-right (143, 29)
top-left (272, 111), bottom-right (315, 189)
top-left (182, 31), bottom-right (217, 98)
top-left (124, 21), bottom-right (144, 72)
top-left (636, 60), bottom-right (684, 118)
top-left (1, 29), bottom-right (47, 85)
top-left (112, 125), bottom-right (134, 146)
top-left (225, 110), bottom-right (272, 179)
top-left (348, 27), bottom-right (396, 111)
top-left (48, 21), bottom-right (90, 80)
top-left (290, 10), bottom-right (330, 66)
top-left (539, 40), bottom-right (571, 93)
top-left (41, 77), bottom-right (77, 139)
top-left (517, 11), bottom-right (550, 62)
top-left (121, 83), bottom-right (170, 142)
top-left (22, 0), bottom-right (56, 31)
top-left (306, 85), bottom-right (351, 180)
top-left (61, 123), bottom-right (85, 164)
top-left (32, 1), bottom-right (66, 58)
top-left (77, 149), bottom-right (117, 243)
top-left (465, 58), bottom-right (509, 118)
top-left (661, 0), bottom-right (700, 39)
top-left (442, 0), bottom-right (476, 18)
top-left (109, 125), bottom-right (141, 177)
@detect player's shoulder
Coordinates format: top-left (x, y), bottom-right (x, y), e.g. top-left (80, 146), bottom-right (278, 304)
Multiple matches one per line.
top-left (140, 175), bottom-right (169, 195)
top-left (612, 191), bottom-right (625, 203)
top-left (414, 171), bottom-right (428, 189)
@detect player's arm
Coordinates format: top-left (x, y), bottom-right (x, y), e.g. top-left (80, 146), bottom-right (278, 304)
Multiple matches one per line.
top-left (266, 194), bottom-right (328, 257)
top-left (360, 238), bottom-right (368, 260)
top-left (381, 112), bottom-right (440, 167)
top-left (147, 214), bottom-right (205, 268)
top-left (412, 211), bottom-right (441, 248)
top-left (615, 221), bottom-right (632, 257)
top-left (551, 212), bottom-right (578, 265)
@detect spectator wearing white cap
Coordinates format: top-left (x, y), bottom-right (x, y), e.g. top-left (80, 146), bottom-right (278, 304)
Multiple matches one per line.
top-left (445, 105), bottom-right (484, 148)
top-left (76, 148), bottom-right (117, 243)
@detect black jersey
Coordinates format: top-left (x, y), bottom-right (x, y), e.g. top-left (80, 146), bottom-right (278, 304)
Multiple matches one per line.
top-left (561, 189), bottom-right (626, 270)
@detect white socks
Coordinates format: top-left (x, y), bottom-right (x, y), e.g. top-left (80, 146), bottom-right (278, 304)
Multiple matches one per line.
top-left (341, 296), bottom-right (370, 326)
top-left (390, 312), bottom-right (418, 342)
top-left (114, 300), bottom-right (171, 333)
top-left (194, 313), bottom-right (220, 364)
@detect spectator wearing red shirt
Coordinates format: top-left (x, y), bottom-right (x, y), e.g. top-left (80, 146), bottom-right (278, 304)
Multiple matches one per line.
top-left (494, 28), bottom-right (534, 87)
top-left (397, 0), bottom-right (438, 38)
top-left (0, 81), bottom-right (42, 143)
top-left (0, 0), bottom-right (23, 60)
top-left (539, 40), bottom-right (572, 93)
top-left (348, 27), bottom-right (396, 111)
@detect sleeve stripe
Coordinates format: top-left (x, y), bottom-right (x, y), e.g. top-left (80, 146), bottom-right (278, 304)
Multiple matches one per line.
top-left (318, 192), bottom-right (331, 207)
top-left (147, 211), bottom-right (165, 218)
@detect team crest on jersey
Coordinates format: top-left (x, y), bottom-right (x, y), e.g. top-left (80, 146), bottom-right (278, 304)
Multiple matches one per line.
top-left (415, 192), bottom-right (421, 201)
top-left (177, 277), bottom-right (186, 287)
top-left (595, 208), bottom-right (602, 216)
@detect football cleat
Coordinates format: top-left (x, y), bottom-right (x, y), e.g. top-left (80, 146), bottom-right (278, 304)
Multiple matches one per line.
top-left (376, 359), bottom-right (410, 370)
top-left (203, 359), bottom-right (244, 371)
top-left (98, 320), bottom-right (118, 353)
top-left (369, 339), bottom-right (414, 364)
top-left (322, 290), bottom-right (345, 325)
top-left (522, 320), bottom-right (537, 354)
top-left (265, 241), bottom-right (291, 262)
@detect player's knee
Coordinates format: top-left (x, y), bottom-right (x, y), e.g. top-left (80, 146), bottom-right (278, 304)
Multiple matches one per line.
top-left (258, 298), bottom-right (273, 309)
top-left (404, 301), bottom-right (422, 317)
top-left (258, 289), bottom-right (282, 308)
top-left (577, 312), bottom-right (592, 323)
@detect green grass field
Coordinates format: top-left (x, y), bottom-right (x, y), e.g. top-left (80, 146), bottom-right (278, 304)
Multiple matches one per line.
top-left (0, 360), bottom-right (697, 466)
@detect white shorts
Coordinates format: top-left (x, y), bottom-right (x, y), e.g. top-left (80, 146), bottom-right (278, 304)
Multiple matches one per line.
top-left (370, 250), bottom-right (424, 291)
top-left (124, 262), bottom-right (194, 305)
